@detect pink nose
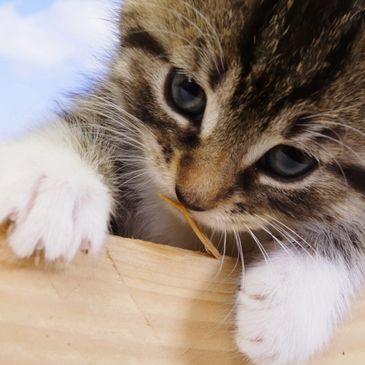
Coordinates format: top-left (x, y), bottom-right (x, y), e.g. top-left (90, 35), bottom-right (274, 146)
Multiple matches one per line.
top-left (175, 186), bottom-right (209, 212)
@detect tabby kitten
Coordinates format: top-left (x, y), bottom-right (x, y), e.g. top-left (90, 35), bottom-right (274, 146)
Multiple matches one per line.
top-left (1, 0), bottom-right (364, 364)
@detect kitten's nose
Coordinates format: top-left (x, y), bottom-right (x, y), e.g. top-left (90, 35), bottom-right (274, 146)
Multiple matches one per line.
top-left (175, 186), bottom-right (207, 212)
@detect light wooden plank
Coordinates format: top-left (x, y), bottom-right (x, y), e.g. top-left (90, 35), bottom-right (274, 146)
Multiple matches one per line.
top-left (0, 233), bottom-right (363, 364)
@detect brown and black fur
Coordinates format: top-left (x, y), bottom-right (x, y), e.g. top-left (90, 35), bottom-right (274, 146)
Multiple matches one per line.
top-left (61, 0), bottom-right (365, 261)
top-left (44, 1), bottom-right (365, 363)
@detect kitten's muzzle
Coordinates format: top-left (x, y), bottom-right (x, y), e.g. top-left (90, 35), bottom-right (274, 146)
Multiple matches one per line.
top-left (175, 150), bottom-right (235, 212)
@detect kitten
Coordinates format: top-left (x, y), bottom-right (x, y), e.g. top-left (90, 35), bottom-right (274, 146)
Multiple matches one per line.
top-left (1, 0), bottom-right (364, 364)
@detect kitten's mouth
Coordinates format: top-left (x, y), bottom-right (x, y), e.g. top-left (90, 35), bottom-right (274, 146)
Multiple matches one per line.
top-left (159, 193), bottom-right (220, 227)
top-left (158, 192), bottom-right (262, 234)
top-left (158, 194), bottom-right (221, 258)
top-left (158, 194), bottom-right (274, 257)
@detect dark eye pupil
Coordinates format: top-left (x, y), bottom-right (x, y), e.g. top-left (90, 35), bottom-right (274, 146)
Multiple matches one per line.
top-left (179, 78), bottom-right (201, 99)
top-left (167, 69), bottom-right (206, 121)
top-left (260, 145), bottom-right (317, 180)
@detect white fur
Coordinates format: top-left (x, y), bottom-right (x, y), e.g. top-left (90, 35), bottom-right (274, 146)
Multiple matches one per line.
top-left (0, 121), bottom-right (112, 261)
top-left (236, 249), bottom-right (358, 365)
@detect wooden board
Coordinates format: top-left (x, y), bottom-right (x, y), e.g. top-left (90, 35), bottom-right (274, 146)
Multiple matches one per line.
top-left (0, 233), bottom-right (363, 365)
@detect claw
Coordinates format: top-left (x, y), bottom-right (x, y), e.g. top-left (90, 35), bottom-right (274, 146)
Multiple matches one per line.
top-left (7, 222), bottom-right (15, 236)
top-left (80, 238), bottom-right (91, 254)
top-left (34, 250), bottom-right (42, 266)
top-left (33, 240), bottom-right (44, 266)
top-left (35, 241), bottom-right (44, 250)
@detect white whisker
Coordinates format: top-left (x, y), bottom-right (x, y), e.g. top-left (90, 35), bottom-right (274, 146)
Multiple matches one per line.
top-left (254, 216), bottom-right (294, 259)
top-left (243, 225), bottom-right (271, 266)
top-left (263, 215), bottom-right (316, 257)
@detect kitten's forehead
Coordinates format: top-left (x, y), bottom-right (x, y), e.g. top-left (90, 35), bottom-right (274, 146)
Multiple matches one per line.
top-left (121, 0), bottom-right (364, 108)
top-left (119, 0), bottom-right (364, 149)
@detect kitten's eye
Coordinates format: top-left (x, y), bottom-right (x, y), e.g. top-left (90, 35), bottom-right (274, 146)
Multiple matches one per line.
top-left (259, 145), bottom-right (317, 180)
top-left (166, 69), bottom-right (206, 121)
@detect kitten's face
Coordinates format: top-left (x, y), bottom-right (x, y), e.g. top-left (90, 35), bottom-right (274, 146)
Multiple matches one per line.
top-left (112, 0), bottom-right (365, 239)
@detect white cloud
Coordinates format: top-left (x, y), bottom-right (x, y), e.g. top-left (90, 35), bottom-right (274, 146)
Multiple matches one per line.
top-left (0, 0), bottom-right (117, 71)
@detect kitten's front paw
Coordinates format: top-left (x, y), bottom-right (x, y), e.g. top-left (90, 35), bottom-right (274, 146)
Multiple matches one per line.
top-left (235, 253), bottom-right (348, 365)
top-left (0, 141), bottom-right (112, 261)
top-left (235, 266), bottom-right (300, 365)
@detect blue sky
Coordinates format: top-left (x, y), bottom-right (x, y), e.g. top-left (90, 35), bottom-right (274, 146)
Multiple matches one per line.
top-left (0, 0), bottom-right (118, 138)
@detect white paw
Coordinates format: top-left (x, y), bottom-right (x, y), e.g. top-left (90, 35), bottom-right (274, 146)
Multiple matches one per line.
top-left (0, 130), bottom-right (112, 261)
top-left (235, 251), bottom-right (353, 365)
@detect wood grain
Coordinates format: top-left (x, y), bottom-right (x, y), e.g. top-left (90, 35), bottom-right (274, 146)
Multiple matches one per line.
top-left (0, 234), bottom-right (363, 365)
